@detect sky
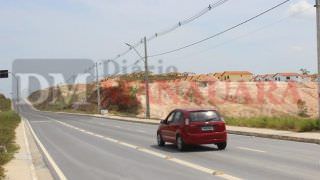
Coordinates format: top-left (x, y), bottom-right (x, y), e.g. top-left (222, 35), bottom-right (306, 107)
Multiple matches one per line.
top-left (0, 0), bottom-right (317, 97)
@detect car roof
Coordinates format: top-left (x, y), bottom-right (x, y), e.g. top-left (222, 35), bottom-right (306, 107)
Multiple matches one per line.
top-left (174, 108), bottom-right (217, 112)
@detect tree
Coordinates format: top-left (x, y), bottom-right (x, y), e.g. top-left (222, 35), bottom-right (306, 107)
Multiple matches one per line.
top-left (299, 68), bottom-right (310, 75)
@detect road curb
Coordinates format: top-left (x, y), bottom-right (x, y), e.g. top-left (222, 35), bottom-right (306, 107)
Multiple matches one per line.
top-left (227, 130), bottom-right (320, 145)
top-left (98, 115), bottom-right (320, 144)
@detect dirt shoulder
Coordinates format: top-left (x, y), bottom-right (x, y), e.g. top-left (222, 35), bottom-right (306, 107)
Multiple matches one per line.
top-left (4, 119), bottom-right (53, 180)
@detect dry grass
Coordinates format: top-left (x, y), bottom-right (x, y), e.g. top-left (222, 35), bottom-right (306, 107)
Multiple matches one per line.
top-left (225, 116), bottom-right (319, 132)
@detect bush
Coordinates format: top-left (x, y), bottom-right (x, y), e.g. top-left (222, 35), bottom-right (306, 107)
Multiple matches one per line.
top-left (225, 116), bottom-right (319, 132)
top-left (297, 99), bottom-right (309, 117)
top-left (0, 111), bottom-right (21, 178)
top-left (101, 82), bottom-right (141, 115)
top-left (0, 95), bottom-right (11, 112)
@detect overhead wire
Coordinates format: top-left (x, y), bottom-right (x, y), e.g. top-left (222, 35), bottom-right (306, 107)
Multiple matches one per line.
top-left (148, 0), bottom-right (291, 58)
top-left (146, 0), bottom-right (230, 41)
top-left (161, 4), bottom-right (313, 62)
top-left (65, 0), bottom-right (229, 84)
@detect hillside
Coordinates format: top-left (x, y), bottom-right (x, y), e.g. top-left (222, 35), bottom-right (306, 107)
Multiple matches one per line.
top-left (28, 79), bottom-right (318, 119)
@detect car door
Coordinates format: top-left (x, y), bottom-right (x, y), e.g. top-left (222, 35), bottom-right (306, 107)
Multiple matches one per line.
top-left (167, 111), bottom-right (183, 141)
top-left (161, 111), bottom-right (175, 142)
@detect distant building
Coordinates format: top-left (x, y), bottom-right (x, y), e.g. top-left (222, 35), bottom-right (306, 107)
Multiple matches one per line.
top-left (253, 75), bottom-right (265, 81)
top-left (212, 73), bottom-right (223, 81)
top-left (253, 74), bottom-right (275, 82)
top-left (263, 74), bottom-right (275, 81)
top-left (220, 71), bottom-right (253, 82)
top-left (273, 73), bottom-right (307, 82)
top-left (197, 74), bottom-right (218, 82)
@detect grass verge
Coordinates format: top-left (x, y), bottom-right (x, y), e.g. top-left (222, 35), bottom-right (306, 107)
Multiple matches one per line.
top-left (0, 111), bottom-right (21, 179)
top-left (225, 116), bottom-right (319, 132)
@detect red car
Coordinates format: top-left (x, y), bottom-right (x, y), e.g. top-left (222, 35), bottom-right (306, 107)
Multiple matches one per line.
top-left (157, 109), bottom-right (227, 151)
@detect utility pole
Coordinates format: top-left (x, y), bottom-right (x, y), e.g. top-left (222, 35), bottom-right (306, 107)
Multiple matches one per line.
top-left (316, 0), bottom-right (320, 126)
top-left (125, 38), bottom-right (151, 119)
top-left (16, 76), bottom-right (19, 103)
top-left (95, 62), bottom-right (101, 114)
top-left (9, 72), bottom-right (19, 103)
top-left (10, 73), bottom-right (19, 113)
top-left (144, 37), bottom-right (151, 119)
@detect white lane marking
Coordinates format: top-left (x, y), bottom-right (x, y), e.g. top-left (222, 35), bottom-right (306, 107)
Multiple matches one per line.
top-left (169, 157), bottom-right (216, 174)
top-left (24, 118), bottom-right (68, 180)
top-left (22, 119), bottom-right (38, 180)
top-left (138, 148), bottom-right (167, 159)
top-left (114, 125), bottom-right (122, 128)
top-left (30, 121), bottom-right (51, 123)
top-left (48, 118), bottom-right (242, 180)
top-left (237, 146), bottom-right (266, 153)
top-left (118, 142), bottom-right (139, 149)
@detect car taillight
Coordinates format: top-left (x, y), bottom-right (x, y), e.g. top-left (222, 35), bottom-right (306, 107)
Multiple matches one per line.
top-left (185, 118), bottom-right (190, 125)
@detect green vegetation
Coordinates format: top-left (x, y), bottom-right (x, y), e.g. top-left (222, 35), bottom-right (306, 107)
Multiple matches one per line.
top-left (225, 116), bottom-right (319, 132)
top-left (0, 95), bottom-right (20, 179)
top-left (115, 71), bottom-right (186, 81)
top-left (0, 94), bottom-right (11, 112)
top-left (28, 81), bottom-right (141, 116)
top-left (28, 84), bottom-right (99, 114)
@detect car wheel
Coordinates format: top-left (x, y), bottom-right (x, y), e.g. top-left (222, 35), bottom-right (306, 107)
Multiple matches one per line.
top-left (176, 135), bottom-right (185, 151)
top-left (216, 142), bottom-right (227, 150)
top-left (157, 133), bottom-right (165, 147)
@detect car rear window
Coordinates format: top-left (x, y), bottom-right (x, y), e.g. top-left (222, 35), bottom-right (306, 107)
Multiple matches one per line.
top-left (189, 111), bottom-right (220, 122)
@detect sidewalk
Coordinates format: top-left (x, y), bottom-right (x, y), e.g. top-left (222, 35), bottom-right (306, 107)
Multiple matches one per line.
top-left (52, 111), bottom-right (320, 144)
top-left (227, 126), bottom-right (320, 144)
top-left (4, 119), bottom-right (53, 180)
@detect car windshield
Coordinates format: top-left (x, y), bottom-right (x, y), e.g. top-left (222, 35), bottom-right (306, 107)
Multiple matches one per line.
top-left (189, 111), bottom-right (220, 122)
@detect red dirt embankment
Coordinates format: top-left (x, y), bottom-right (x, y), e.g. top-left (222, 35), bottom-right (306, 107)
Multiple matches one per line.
top-left (101, 80), bottom-right (318, 119)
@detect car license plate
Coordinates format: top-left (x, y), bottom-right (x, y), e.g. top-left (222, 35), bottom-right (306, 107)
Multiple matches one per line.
top-left (201, 126), bottom-right (214, 131)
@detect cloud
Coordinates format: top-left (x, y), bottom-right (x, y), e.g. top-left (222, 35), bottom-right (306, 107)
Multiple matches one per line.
top-left (288, 0), bottom-right (315, 18)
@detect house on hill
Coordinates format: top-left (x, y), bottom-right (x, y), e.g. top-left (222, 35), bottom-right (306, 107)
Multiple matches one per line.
top-left (253, 75), bottom-right (265, 81)
top-left (273, 73), bottom-right (307, 82)
top-left (253, 74), bottom-right (275, 82)
top-left (211, 73), bottom-right (223, 81)
top-left (220, 71), bottom-right (253, 82)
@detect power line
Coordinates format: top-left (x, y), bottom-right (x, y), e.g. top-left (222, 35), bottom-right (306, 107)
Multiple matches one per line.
top-left (166, 5), bottom-right (313, 62)
top-left (109, 0), bottom-right (229, 62)
top-left (64, 0), bottom-right (230, 83)
top-left (146, 0), bottom-right (230, 42)
top-left (148, 0), bottom-right (291, 58)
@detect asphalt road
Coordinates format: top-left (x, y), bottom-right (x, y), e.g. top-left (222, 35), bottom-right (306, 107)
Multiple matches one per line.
top-left (18, 104), bottom-right (320, 180)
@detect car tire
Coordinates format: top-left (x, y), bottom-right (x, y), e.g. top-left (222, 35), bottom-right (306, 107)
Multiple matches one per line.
top-left (176, 135), bottom-right (185, 151)
top-left (157, 133), bottom-right (165, 147)
top-left (216, 142), bottom-right (227, 150)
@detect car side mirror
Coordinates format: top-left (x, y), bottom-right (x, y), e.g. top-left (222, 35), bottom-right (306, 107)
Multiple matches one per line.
top-left (160, 120), bottom-right (167, 124)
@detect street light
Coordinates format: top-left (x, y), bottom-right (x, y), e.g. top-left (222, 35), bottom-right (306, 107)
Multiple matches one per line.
top-left (125, 43), bottom-right (143, 59)
top-left (315, 0), bottom-right (320, 127)
top-left (125, 37), bottom-right (151, 119)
